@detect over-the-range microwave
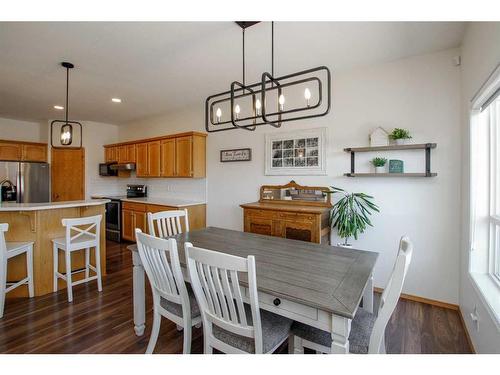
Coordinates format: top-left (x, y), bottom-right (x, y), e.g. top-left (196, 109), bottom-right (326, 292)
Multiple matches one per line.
top-left (99, 163), bottom-right (118, 176)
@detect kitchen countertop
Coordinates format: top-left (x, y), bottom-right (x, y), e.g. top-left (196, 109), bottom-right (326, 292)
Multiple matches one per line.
top-left (0, 199), bottom-right (110, 212)
top-left (91, 195), bottom-right (206, 208)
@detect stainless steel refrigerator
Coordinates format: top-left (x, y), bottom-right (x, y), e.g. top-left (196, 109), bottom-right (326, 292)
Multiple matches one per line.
top-left (0, 161), bottom-right (50, 203)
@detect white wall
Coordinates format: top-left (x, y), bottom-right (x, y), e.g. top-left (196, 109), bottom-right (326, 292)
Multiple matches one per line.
top-left (119, 48), bottom-right (462, 305)
top-left (459, 22), bottom-right (500, 353)
top-left (0, 117), bottom-right (47, 142)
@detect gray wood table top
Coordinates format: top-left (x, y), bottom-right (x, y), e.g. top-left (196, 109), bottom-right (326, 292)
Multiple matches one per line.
top-left (129, 227), bottom-right (378, 319)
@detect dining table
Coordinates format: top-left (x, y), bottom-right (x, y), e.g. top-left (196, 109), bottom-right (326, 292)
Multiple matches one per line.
top-left (128, 226), bottom-right (378, 353)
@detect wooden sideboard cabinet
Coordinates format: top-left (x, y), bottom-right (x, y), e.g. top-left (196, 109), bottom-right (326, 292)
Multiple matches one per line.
top-left (240, 181), bottom-right (332, 244)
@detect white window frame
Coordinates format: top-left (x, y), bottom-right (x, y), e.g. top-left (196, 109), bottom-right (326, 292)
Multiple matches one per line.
top-left (469, 63), bottom-right (500, 328)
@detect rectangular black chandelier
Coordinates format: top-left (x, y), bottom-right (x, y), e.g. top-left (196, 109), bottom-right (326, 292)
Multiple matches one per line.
top-left (204, 22), bottom-right (332, 133)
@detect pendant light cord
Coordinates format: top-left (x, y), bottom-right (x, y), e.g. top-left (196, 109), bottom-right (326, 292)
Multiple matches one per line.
top-left (271, 21), bottom-right (274, 78)
top-left (65, 66), bottom-right (69, 123)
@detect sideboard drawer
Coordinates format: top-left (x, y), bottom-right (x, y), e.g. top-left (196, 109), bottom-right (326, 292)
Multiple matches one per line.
top-left (278, 212), bottom-right (315, 221)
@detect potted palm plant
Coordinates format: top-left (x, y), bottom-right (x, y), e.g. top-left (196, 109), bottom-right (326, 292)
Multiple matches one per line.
top-left (328, 187), bottom-right (379, 247)
top-left (389, 128), bottom-right (412, 145)
top-left (371, 157), bottom-right (387, 173)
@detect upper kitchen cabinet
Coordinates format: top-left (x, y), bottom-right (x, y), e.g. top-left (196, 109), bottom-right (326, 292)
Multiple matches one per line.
top-left (118, 144), bottom-right (136, 163)
top-left (104, 131), bottom-right (206, 179)
top-left (0, 140), bottom-right (47, 162)
top-left (104, 146), bottom-right (118, 162)
top-left (136, 141), bottom-right (160, 177)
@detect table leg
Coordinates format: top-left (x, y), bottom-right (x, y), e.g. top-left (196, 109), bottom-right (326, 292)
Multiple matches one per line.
top-left (363, 273), bottom-right (374, 314)
top-left (330, 315), bottom-right (351, 354)
top-left (132, 251), bottom-right (146, 336)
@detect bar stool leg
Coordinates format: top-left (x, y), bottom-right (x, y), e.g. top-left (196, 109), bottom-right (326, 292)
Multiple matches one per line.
top-left (65, 251), bottom-right (73, 302)
top-left (26, 244), bottom-right (34, 298)
top-left (85, 248), bottom-right (90, 279)
top-left (95, 244), bottom-right (102, 292)
top-left (0, 259), bottom-right (6, 319)
top-left (53, 243), bottom-right (58, 292)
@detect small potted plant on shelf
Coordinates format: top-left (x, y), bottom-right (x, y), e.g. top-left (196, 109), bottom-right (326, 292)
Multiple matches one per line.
top-left (371, 157), bottom-right (387, 174)
top-left (327, 187), bottom-right (379, 247)
top-left (389, 128), bottom-right (412, 145)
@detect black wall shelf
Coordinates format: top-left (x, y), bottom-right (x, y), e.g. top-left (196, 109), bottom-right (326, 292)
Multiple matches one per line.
top-left (344, 143), bottom-right (437, 177)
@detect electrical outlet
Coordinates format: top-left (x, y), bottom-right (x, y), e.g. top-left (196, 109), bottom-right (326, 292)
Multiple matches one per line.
top-left (470, 305), bottom-right (479, 331)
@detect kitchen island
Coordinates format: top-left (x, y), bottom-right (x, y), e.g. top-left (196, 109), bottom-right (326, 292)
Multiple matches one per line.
top-left (0, 199), bottom-right (109, 297)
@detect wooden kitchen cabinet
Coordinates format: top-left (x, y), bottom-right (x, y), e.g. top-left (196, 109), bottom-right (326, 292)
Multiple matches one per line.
top-left (136, 141), bottom-right (160, 177)
top-left (118, 144), bottom-right (136, 163)
top-left (0, 142), bottom-right (21, 161)
top-left (160, 138), bottom-right (176, 177)
top-left (121, 200), bottom-right (206, 241)
top-left (105, 146), bottom-right (118, 162)
top-left (241, 181), bottom-right (332, 244)
top-left (121, 202), bottom-right (147, 241)
top-left (21, 144), bottom-right (47, 162)
top-left (103, 131), bottom-right (206, 179)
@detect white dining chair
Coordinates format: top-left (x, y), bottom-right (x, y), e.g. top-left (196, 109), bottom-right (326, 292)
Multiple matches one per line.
top-left (135, 229), bottom-right (201, 354)
top-left (185, 243), bottom-right (292, 354)
top-left (290, 236), bottom-right (413, 354)
top-left (0, 223), bottom-right (34, 318)
top-left (52, 215), bottom-right (103, 303)
top-left (147, 209), bottom-right (189, 239)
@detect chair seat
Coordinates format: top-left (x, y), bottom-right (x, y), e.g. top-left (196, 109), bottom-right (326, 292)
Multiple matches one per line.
top-left (291, 308), bottom-right (376, 354)
top-left (6, 241), bottom-right (33, 259)
top-left (160, 285), bottom-right (201, 319)
top-left (212, 304), bottom-right (292, 353)
top-left (52, 234), bottom-right (97, 250)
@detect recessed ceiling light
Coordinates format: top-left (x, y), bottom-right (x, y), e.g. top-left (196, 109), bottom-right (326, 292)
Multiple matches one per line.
top-left (54, 105), bottom-right (64, 110)
top-left (111, 98), bottom-right (122, 103)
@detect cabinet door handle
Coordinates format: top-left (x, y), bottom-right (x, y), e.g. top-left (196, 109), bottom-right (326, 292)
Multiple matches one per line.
top-left (273, 298), bottom-right (281, 306)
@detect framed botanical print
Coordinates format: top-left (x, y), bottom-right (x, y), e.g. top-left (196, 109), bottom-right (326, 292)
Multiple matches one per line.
top-left (265, 127), bottom-right (327, 175)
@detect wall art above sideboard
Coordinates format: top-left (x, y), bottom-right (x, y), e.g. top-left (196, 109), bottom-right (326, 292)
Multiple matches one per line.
top-left (265, 127), bottom-right (327, 176)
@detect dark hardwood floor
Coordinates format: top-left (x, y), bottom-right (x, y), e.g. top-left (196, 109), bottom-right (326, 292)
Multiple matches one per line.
top-left (0, 240), bottom-right (472, 354)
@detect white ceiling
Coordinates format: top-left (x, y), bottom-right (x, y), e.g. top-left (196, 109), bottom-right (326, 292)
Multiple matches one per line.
top-left (0, 22), bottom-right (466, 125)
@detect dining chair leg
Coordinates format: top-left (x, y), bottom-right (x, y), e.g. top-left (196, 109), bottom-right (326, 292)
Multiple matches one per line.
top-left (26, 244), bottom-right (34, 298)
top-left (95, 245), bottom-right (103, 292)
top-left (182, 322), bottom-right (192, 354)
top-left (84, 248), bottom-right (90, 279)
top-left (53, 243), bottom-right (58, 292)
top-left (0, 259), bottom-right (6, 319)
top-left (146, 309), bottom-right (161, 354)
top-left (65, 251), bottom-right (73, 302)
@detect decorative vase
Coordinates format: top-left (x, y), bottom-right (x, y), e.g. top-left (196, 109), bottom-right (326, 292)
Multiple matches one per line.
top-left (375, 166), bottom-right (385, 174)
top-left (395, 138), bottom-right (406, 145)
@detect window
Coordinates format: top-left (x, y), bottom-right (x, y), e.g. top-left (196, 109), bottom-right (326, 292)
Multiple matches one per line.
top-left (470, 65), bottom-right (500, 287)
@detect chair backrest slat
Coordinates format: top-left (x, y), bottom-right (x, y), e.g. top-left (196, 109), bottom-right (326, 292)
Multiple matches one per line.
top-left (369, 236), bottom-right (413, 354)
top-left (147, 209), bottom-right (189, 239)
top-left (135, 229), bottom-right (188, 307)
top-left (186, 244), bottom-right (263, 353)
top-left (61, 215), bottom-right (101, 250)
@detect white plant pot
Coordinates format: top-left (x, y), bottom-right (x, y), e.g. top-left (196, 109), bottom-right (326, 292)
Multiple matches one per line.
top-left (337, 242), bottom-right (353, 248)
top-left (375, 166), bottom-right (385, 174)
top-left (395, 138), bottom-right (406, 145)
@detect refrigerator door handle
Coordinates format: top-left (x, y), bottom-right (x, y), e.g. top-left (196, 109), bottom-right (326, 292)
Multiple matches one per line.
top-left (17, 164), bottom-right (23, 203)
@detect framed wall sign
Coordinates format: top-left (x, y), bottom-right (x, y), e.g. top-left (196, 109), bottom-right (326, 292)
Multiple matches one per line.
top-left (220, 148), bottom-right (252, 162)
top-left (265, 127), bottom-right (327, 175)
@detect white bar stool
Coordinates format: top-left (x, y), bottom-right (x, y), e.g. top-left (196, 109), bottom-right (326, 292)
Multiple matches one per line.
top-left (1, 223), bottom-right (34, 318)
top-left (52, 215), bottom-right (103, 302)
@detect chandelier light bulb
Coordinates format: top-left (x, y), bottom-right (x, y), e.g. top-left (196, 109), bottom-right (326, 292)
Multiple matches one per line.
top-left (304, 88), bottom-right (311, 107)
top-left (255, 99), bottom-right (262, 115)
top-left (278, 94), bottom-right (285, 111)
top-left (216, 107), bottom-right (222, 123)
top-left (234, 104), bottom-right (241, 119)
